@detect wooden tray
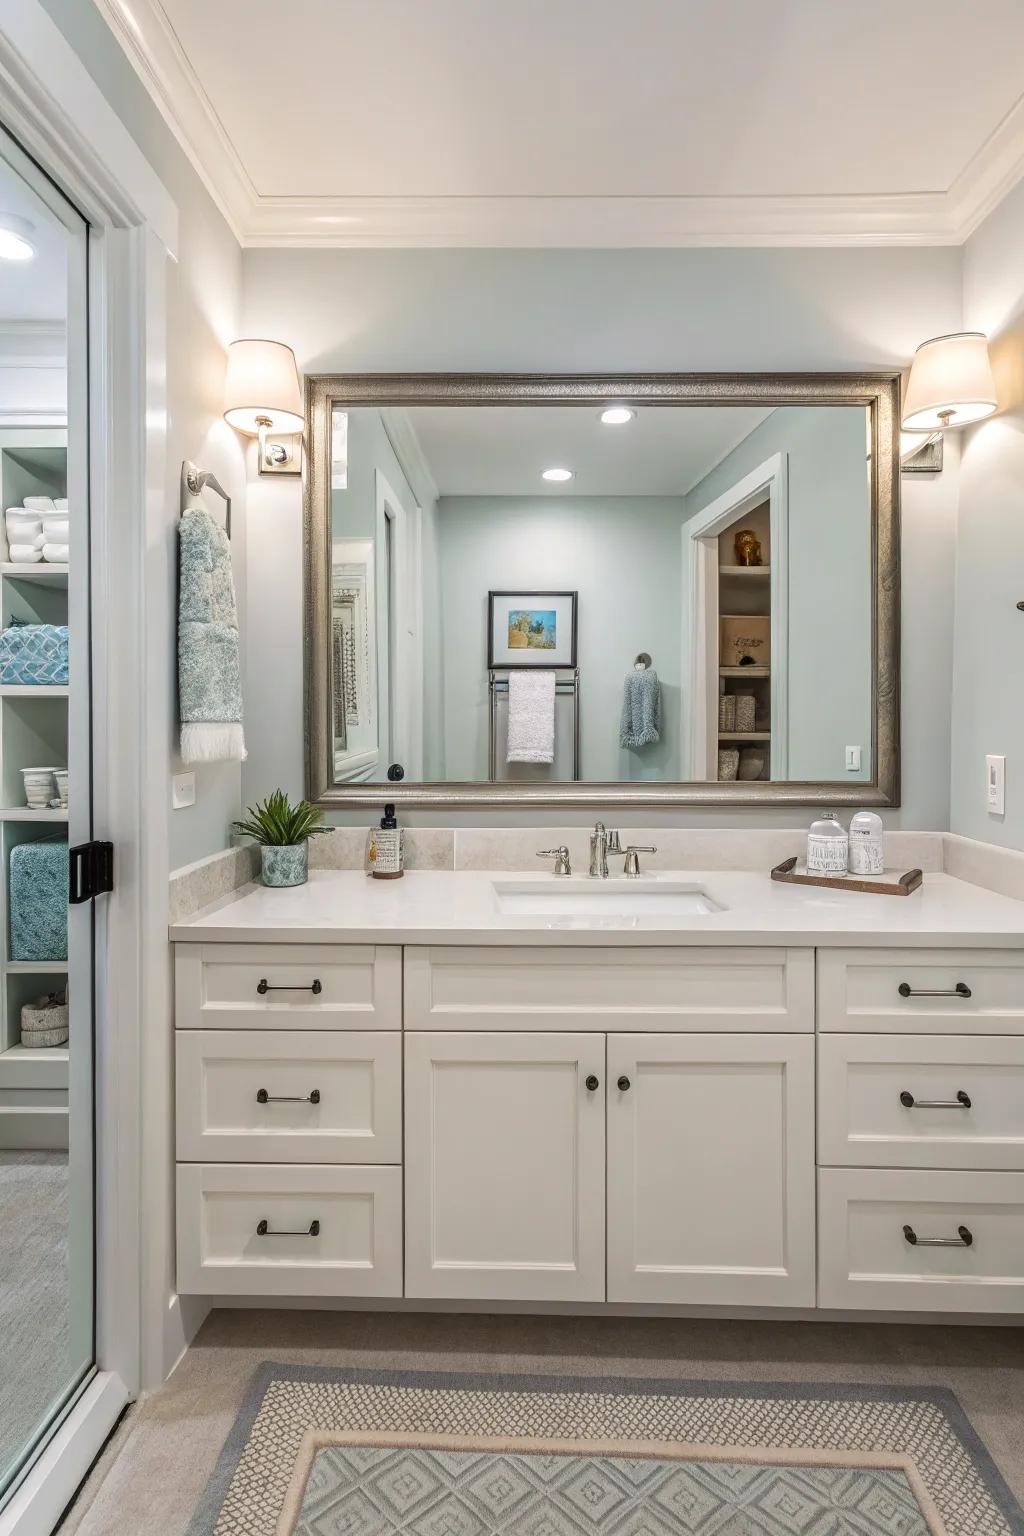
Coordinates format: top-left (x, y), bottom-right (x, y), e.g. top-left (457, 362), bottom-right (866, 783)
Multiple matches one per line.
top-left (770, 856), bottom-right (923, 896)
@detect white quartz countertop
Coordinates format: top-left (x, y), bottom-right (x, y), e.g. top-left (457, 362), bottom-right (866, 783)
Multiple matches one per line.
top-left (169, 868), bottom-right (1024, 947)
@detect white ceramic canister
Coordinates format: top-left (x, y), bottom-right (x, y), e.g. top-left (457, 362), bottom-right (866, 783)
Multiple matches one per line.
top-left (849, 809), bottom-right (885, 875)
top-left (806, 811), bottom-right (849, 876)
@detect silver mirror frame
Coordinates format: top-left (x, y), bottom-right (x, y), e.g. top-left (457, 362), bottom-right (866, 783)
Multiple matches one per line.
top-left (305, 373), bottom-right (900, 809)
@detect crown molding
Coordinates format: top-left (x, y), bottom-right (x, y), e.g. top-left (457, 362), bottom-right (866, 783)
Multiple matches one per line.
top-left (93, 0), bottom-right (1024, 250)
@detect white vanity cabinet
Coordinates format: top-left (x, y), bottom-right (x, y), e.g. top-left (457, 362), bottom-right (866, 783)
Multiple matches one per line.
top-left (172, 933), bottom-right (1024, 1318)
top-left (404, 1031), bottom-right (606, 1302)
top-left (606, 1034), bottom-right (815, 1307)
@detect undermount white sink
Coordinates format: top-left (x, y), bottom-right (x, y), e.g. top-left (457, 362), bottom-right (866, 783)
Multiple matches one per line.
top-left (492, 878), bottom-right (722, 920)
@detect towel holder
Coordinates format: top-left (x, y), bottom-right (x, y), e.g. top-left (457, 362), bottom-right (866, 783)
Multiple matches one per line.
top-left (181, 459), bottom-right (231, 538)
top-left (488, 668), bottom-right (580, 782)
top-left (633, 652), bottom-right (652, 671)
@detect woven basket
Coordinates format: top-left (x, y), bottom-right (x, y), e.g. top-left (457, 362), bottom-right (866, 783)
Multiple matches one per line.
top-left (21, 991), bottom-right (68, 1048)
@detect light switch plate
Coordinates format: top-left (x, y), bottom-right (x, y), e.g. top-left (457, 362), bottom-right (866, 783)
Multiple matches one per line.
top-left (845, 745), bottom-right (861, 772)
top-left (987, 754), bottom-right (1006, 816)
top-left (172, 771), bottom-right (196, 810)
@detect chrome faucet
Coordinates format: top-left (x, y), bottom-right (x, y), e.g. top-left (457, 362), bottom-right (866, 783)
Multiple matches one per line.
top-left (537, 845), bottom-right (572, 876)
top-left (590, 822), bottom-right (609, 878)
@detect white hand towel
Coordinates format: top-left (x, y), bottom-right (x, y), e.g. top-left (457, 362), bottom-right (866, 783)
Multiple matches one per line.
top-left (42, 516), bottom-right (69, 541)
top-left (53, 499), bottom-right (68, 511)
top-left (9, 545), bottom-right (43, 563)
top-left (22, 496), bottom-right (54, 511)
top-left (506, 670), bottom-right (556, 764)
top-left (42, 543), bottom-right (69, 563)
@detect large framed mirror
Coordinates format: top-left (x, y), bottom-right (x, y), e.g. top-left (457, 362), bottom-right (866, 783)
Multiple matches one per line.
top-left (305, 374), bottom-right (899, 808)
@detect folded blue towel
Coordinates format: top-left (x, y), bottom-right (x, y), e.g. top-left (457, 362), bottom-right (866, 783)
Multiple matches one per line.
top-left (620, 668), bottom-right (661, 748)
top-left (10, 839), bottom-right (68, 961)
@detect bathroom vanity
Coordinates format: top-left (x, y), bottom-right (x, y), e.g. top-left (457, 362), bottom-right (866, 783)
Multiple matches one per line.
top-left (170, 865), bottom-right (1024, 1320)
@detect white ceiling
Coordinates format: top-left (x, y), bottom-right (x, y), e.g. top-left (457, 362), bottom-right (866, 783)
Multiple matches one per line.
top-left (101, 0), bottom-right (1024, 247)
top-left (402, 405), bottom-right (777, 498)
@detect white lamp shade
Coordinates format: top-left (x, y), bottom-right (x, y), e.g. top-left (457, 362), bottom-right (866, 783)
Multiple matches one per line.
top-left (901, 332), bottom-right (997, 431)
top-left (223, 339), bottom-right (303, 434)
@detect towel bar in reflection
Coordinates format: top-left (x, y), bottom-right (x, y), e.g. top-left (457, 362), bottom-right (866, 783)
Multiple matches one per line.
top-left (488, 667), bottom-right (580, 782)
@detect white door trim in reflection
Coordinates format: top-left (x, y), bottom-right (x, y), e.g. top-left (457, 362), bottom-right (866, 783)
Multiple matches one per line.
top-left (685, 452), bottom-right (789, 781)
top-left (375, 470), bottom-right (424, 782)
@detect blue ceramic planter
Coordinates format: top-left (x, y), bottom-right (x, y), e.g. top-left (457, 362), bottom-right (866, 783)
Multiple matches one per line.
top-left (261, 843), bottom-right (308, 888)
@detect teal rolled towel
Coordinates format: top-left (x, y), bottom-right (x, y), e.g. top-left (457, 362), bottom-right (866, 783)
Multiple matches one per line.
top-left (10, 839), bottom-right (68, 961)
top-left (620, 668), bottom-right (661, 748)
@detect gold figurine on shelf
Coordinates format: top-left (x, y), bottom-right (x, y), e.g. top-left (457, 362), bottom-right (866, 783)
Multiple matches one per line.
top-left (734, 529), bottom-right (763, 566)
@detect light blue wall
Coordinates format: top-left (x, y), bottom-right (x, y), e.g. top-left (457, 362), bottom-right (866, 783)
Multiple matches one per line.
top-left (951, 175), bottom-right (1024, 849)
top-left (434, 496), bottom-right (686, 781)
top-left (684, 408), bottom-right (872, 782)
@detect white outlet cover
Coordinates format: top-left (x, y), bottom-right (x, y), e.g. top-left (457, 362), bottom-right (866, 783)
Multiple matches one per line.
top-left (172, 771), bottom-right (196, 810)
top-left (845, 745), bottom-right (861, 772)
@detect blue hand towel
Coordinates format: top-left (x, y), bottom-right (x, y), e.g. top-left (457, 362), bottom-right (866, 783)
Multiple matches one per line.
top-left (10, 839), bottom-right (68, 961)
top-left (178, 508), bottom-right (246, 763)
top-left (620, 667), bottom-right (661, 748)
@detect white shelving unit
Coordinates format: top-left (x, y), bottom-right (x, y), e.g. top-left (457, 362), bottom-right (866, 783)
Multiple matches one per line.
top-left (0, 429), bottom-right (70, 1150)
top-left (717, 501), bottom-right (772, 782)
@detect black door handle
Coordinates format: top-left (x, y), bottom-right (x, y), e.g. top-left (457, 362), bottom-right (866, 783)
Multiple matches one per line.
top-left (256, 1088), bottom-right (321, 1105)
top-left (585, 1074), bottom-right (600, 1091)
top-left (617, 1075), bottom-right (631, 1091)
top-left (898, 981), bottom-right (971, 999)
top-left (256, 1219), bottom-right (320, 1237)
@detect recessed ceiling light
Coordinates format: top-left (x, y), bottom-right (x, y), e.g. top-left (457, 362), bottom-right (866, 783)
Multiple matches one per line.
top-left (541, 467), bottom-right (574, 482)
top-left (600, 406), bottom-right (635, 425)
top-left (0, 215), bottom-right (35, 262)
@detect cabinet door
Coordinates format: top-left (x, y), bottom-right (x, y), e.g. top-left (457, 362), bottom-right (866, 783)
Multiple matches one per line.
top-left (405, 1032), bottom-right (605, 1301)
top-left (607, 1034), bottom-right (815, 1307)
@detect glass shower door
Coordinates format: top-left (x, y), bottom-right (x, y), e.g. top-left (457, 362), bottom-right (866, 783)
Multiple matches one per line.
top-left (0, 123), bottom-right (94, 1509)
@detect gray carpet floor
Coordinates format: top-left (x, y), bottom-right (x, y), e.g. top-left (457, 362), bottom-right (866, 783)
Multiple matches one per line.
top-left (0, 1151), bottom-right (71, 1488)
top-left (59, 1310), bottom-right (1024, 1536)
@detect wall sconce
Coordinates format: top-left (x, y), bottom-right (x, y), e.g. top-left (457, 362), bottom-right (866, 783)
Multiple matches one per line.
top-left (223, 338), bottom-right (304, 476)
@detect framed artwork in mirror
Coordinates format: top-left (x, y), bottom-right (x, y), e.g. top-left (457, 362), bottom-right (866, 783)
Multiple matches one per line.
top-left (488, 590), bottom-right (578, 668)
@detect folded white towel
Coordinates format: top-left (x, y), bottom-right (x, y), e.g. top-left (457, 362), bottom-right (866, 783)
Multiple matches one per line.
top-left (22, 496), bottom-right (54, 511)
top-left (42, 517), bottom-right (69, 541)
top-left (9, 545), bottom-right (43, 563)
top-left (53, 499), bottom-right (68, 511)
top-left (42, 543), bottom-right (69, 563)
top-left (506, 670), bottom-right (556, 764)
top-left (6, 510), bottom-right (42, 537)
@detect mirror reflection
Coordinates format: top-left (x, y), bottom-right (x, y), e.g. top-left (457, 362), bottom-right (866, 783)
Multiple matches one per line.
top-left (328, 403), bottom-right (873, 787)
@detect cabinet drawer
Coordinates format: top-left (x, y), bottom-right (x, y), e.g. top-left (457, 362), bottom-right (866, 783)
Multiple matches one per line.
top-left (175, 944), bottom-right (401, 1030)
top-left (176, 1163), bottom-right (402, 1296)
top-left (176, 1031), bottom-right (401, 1163)
top-left (818, 1168), bottom-right (1024, 1313)
top-left (817, 948), bottom-right (1024, 1034)
top-left (404, 947), bottom-right (813, 1032)
top-left (818, 1035), bottom-right (1024, 1171)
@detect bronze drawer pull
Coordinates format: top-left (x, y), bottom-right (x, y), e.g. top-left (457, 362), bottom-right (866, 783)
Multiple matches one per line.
top-left (256, 1219), bottom-right (320, 1237)
top-left (256, 1088), bottom-right (321, 1105)
top-left (899, 1089), bottom-right (971, 1110)
top-left (257, 978), bottom-right (322, 995)
top-left (903, 1223), bottom-right (973, 1248)
top-left (898, 981), bottom-right (971, 999)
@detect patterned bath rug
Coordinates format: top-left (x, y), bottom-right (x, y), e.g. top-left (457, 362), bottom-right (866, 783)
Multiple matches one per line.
top-left (187, 1365), bottom-right (1024, 1536)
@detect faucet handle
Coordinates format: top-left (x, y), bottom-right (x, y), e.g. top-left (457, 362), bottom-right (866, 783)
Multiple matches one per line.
top-left (606, 830), bottom-right (623, 853)
top-left (537, 846), bottom-right (572, 877)
top-left (621, 845), bottom-right (657, 878)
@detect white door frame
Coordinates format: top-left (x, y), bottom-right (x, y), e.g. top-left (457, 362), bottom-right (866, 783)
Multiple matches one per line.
top-left (684, 453), bottom-right (789, 780)
top-left (0, 0), bottom-right (177, 1525)
top-left (375, 470), bottom-right (424, 781)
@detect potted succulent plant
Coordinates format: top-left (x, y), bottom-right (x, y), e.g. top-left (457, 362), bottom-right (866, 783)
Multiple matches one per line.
top-left (233, 789), bottom-right (330, 888)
